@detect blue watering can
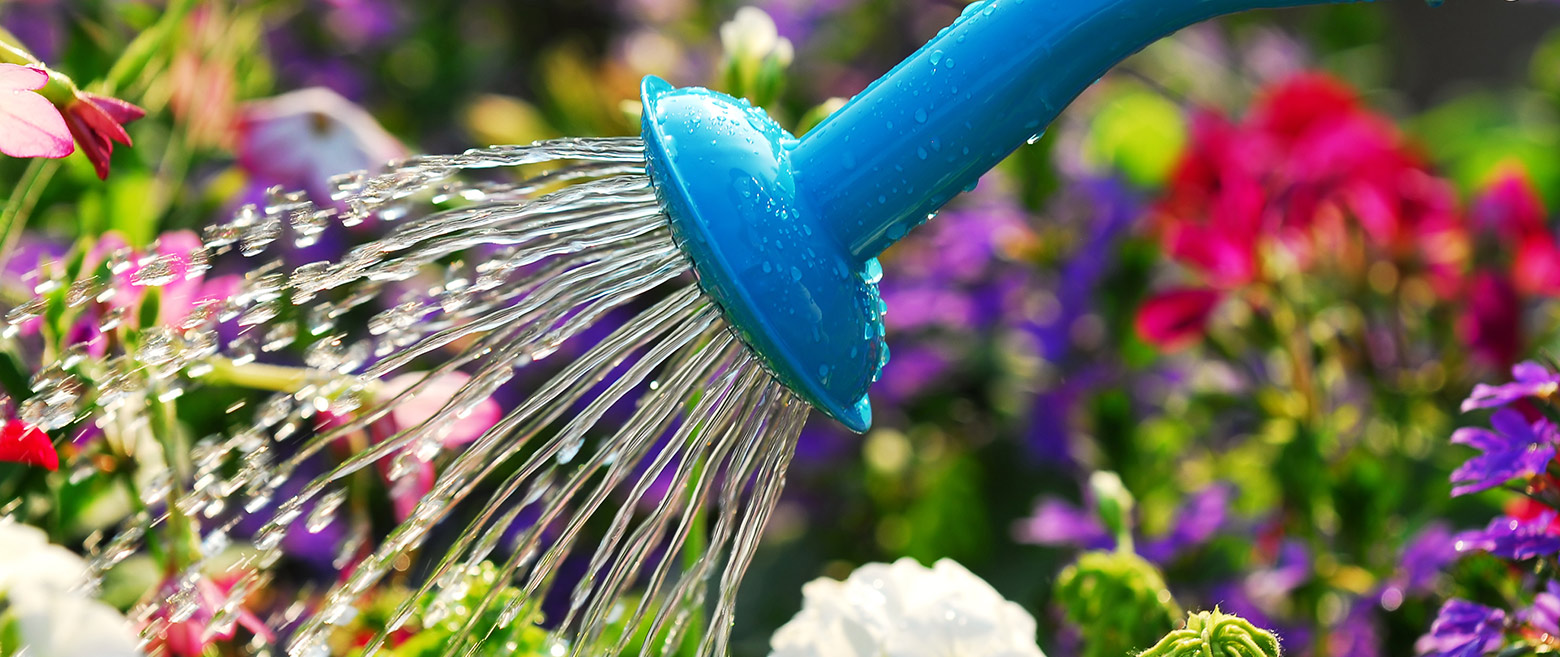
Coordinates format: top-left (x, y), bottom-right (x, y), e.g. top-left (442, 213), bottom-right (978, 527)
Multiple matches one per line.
top-left (639, 0), bottom-right (1369, 431)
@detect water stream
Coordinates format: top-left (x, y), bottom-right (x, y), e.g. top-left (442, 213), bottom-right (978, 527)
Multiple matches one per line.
top-left (6, 137), bottom-right (811, 657)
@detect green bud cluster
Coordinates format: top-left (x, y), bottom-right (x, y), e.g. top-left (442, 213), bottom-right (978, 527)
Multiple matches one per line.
top-left (1138, 609), bottom-right (1282, 657)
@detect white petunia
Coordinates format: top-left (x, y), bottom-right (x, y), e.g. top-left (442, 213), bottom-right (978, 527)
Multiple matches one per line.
top-left (769, 557), bottom-right (1047, 657)
top-left (720, 7), bottom-right (794, 66)
top-left (0, 519), bottom-right (142, 657)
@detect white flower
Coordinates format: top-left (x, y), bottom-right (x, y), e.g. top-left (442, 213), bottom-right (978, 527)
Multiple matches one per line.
top-left (0, 520), bottom-right (141, 657)
top-left (720, 7), bottom-right (794, 67)
top-left (768, 558), bottom-right (1047, 657)
top-left (236, 87), bottom-right (407, 197)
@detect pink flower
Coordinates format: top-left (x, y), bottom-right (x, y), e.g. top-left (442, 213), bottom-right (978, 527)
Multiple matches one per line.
top-left (368, 372), bottom-right (502, 520)
top-left (0, 419), bottom-right (57, 471)
top-left (236, 87), bottom-right (405, 198)
top-left (1135, 287), bottom-right (1223, 351)
top-left (0, 63), bottom-right (72, 159)
top-left (372, 372), bottom-right (504, 448)
top-left (83, 230), bottom-right (236, 329)
top-left (61, 90), bottom-right (144, 180)
top-left (147, 575), bottom-right (271, 657)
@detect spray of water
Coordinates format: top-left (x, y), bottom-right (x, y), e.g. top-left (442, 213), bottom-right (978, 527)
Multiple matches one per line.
top-left (6, 137), bottom-right (811, 656)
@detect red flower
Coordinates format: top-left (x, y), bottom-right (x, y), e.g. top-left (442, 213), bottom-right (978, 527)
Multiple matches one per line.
top-left (0, 63), bottom-right (72, 159)
top-left (0, 420), bottom-right (58, 471)
top-left (1248, 72), bottom-right (1361, 146)
top-left (61, 91), bottom-right (145, 180)
top-left (1505, 495), bottom-right (1560, 536)
top-left (1135, 287), bottom-right (1223, 351)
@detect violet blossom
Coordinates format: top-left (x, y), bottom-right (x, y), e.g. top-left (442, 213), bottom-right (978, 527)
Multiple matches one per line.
top-left (1463, 361), bottom-right (1560, 412)
top-left (1448, 408), bottom-right (1558, 496)
top-left (1416, 599), bottom-right (1505, 657)
top-left (1526, 580), bottom-right (1560, 637)
top-left (1454, 512), bottom-right (1560, 560)
top-left (1015, 482), bottom-right (1232, 565)
top-left (1388, 523), bottom-right (1459, 600)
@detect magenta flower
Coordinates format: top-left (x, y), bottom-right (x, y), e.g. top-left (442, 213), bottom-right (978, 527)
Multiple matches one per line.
top-left (61, 90), bottom-right (145, 179)
top-left (371, 372), bottom-right (503, 448)
top-left (1134, 287), bottom-right (1223, 351)
top-left (0, 63), bottom-right (71, 159)
top-left (1415, 599), bottom-right (1505, 657)
top-left (1456, 271), bottom-right (1523, 369)
top-left (1463, 361), bottom-right (1560, 412)
top-left (1448, 408), bottom-right (1557, 497)
top-left (1454, 512), bottom-right (1560, 560)
top-left (235, 87), bottom-right (405, 199)
top-left (1012, 497), bottom-right (1109, 549)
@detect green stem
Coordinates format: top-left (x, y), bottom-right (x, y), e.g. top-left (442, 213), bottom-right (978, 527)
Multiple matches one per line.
top-left (0, 160), bottom-right (61, 274)
top-left (120, 472), bottom-right (168, 566)
top-left (201, 358), bottom-right (317, 393)
top-left (99, 0), bottom-right (198, 96)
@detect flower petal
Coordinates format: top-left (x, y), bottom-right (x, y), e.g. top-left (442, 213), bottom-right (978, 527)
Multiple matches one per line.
top-left (1135, 287), bottom-right (1223, 351)
top-left (62, 110), bottom-right (110, 179)
top-left (0, 421), bottom-right (58, 471)
top-left (0, 63), bottom-right (48, 91)
top-left (82, 92), bottom-right (146, 126)
top-left (0, 87), bottom-right (73, 158)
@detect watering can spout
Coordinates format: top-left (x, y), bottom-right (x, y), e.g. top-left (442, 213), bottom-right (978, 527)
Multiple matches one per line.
top-left (792, 0), bottom-right (1366, 263)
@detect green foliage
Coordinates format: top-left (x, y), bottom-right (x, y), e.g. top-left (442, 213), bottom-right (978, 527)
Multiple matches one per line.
top-left (1082, 87), bottom-right (1186, 188)
top-left (343, 563), bottom-right (555, 657)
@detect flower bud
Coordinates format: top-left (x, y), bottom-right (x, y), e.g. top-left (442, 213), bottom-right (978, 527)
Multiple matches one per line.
top-left (1055, 550), bottom-right (1179, 657)
top-left (1137, 609), bottom-right (1283, 657)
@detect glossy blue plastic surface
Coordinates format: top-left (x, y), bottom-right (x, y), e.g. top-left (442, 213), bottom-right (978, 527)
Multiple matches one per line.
top-left (642, 0), bottom-right (1359, 431)
top-left (641, 76), bottom-right (883, 432)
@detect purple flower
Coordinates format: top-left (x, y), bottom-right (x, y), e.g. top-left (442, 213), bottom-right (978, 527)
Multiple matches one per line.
top-left (1014, 483), bottom-right (1231, 564)
top-left (1455, 513), bottom-right (1560, 560)
top-left (1012, 497), bottom-right (1110, 549)
top-left (1029, 178), bottom-right (1139, 362)
top-left (755, 0), bottom-right (854, 42)
top-left (1244, 540), bottom-right (1312, 604)
top-left (875, 342), bottom-right (952, 404)
top-left (1449, 408), bottom-right (1557, 497)
top-left (1463, 361), bottom-right (1560, 412)
top-left (1389, 523), bottom-right (1459, 598)
top-left (1140, 483), bottom-right (1232, 563)
top-left (1525, 580), bottom-right (1560, 637)
top-left (1329, 601), bottom-right (1381, 657)
top-left (1416, 599), bottom-right (1505, 657)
